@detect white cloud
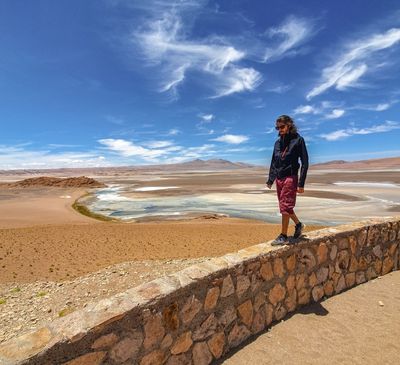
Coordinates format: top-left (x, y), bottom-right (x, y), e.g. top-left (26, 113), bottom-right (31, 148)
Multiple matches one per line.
top-left (263, 15), bottom-right (316, 62)
top-left (167, 128), bottom-right (181, 136)
top-left (199, 114), bottom-right (214, 122)
top-left (134, 6), bottom-right (261, 98)
top-left (325, 109), bottom-right (345, 119)
top-left (294, 103), bottom-right (345, 119)
top-left (211, 134), bottom-right (249, 144)
top-left (319, 120), bottom-right (400, 141)
top-left (146, 140), bottom-right (174, 148)
top-left (307, 28), bottom-right (400, 99)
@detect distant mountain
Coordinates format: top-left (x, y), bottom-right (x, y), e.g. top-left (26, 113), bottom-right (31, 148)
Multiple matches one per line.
top-left (0, 159), bottom-right (259, 176)
top-left (311, 157), bottom-right (400, 169)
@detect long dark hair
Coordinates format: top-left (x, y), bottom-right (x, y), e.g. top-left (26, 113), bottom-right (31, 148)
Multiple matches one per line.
top-left (276, 115), bottom-right (298, 134)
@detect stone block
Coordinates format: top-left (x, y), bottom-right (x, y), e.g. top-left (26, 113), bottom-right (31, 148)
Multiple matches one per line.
top-left (382, 256), bottom-right (394, 275)
top-left (286, 254), bottom-right (296, 272)
top-left (260, 262), bottom-right (274, 281)
top-left (204, 287), bottom-right (220, 311)
top-left (274, 303), bottom-right (287, 321)
top-left (181, 295), bottom-right (202, 325)
top-left (207, 332), bottom-right (225, 359)
top-left (236, 275), bottom-right (251, 297)
top-left (221, 275), bottom-right (235, 297)
top-left (144, 313), bottom-right (165, 350)
top-left (254, 291), bottom-right (266, 312)
top-left (356, 271), bottom-right (366, 284)
top-left (323, 280), bottom-right (334, 296)
top-left (110, 331), bottom-right (143, 363)
top-left (269, 283), bottom-right (286, 306)
top-left (171, 332), bottom-right (192, 355)
top-left (317, 243), bottom-right (328, 264)
top-left (299, 248), bottom-right (317, 271)
top-left (285, 289), bottom-right (297, 312)
top-left (218, 306), bottom-right (237, 327)
top-left (237, 300), bottom-right (253, 327)
top-left (228, 324), bottom-right (250, 348)
top-left (273, 258), bottom-right (285, 278)
top-left (140, 350), bottom-right (167, 365)
top-left (330, 244), bottom-right (338, 260)
top-left (91, 333), bottom-right (118, 350)
top-left (62, 352), bottom-right (106, 365)
top-left (193, 342), bottom-right (213, 365)
top-left (193, 314), bottom-right (218, 341)
top-left (311, 285), bottom-right (324, 302)
top-left (345, 273), bottom-right (356, 288)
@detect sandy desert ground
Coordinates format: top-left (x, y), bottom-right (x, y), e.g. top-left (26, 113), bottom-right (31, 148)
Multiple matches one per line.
top-left (0, 167), bottom-right (399, 351)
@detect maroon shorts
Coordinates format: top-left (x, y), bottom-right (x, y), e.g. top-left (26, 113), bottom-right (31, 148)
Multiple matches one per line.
top-left (276, 175), bottom-right (298, 215)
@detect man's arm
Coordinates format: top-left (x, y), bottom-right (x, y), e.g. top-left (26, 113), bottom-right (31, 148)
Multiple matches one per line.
top-left (266, 148), bottom-right (276, 186)
top-left (298, 137), bottom-right (309, 188)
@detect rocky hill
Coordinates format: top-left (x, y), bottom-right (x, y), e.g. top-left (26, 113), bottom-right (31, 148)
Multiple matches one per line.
top-left (7, 176), bottom-right (106, 188)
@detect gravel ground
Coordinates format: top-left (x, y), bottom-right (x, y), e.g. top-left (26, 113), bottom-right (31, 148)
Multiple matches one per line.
top-left (0, 257), bottom-right (208, 344)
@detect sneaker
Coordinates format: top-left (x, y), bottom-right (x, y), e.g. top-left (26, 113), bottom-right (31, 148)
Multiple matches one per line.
top-left (294, 222), bottom-right (305, 239)
top-left (271, 233), bottom-right (288, 246)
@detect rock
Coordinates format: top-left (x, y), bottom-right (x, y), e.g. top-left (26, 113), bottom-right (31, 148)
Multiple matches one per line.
top-left (286, 254), bottom-right (296, 272)
top-left (285, 289), bottom-right (297, 312)
top-left (382, 256), bottom-right (394, 275)
top-left (192, 342), bottom-right (213, 365)
top-left (161, 334), bottom-right (173, 349)
top-left (218, 306), bottom-right (237, 327)
top-left (163, 303), bottom-right (179, 331)
top-left (62, 352), bottom-right (106, 365)
top-left (260, 262), bottom-right (274, 281)
top-left (181, 295), bottom-right (202, 325)
top-left (193, 314), bottom-right (218, 341)
top-left (379, 301), bottom-right (384, 307)
top-left (335, 250), bottom-right (350, 272)
top-left (296, 273), bottom-right (307, 291)
top-left (166, 353), bottom-right (191, 365)
top-left (228, 323), bottom-right (250, 348)
top-left (345, 273), bottom-right (356, 288)
top-left (311, 285), bottom-right (324, 302)
top-left (220, 275), bottom-right (235, 297)
top-left (144, 313), bottom-right (165, 350)
top-left (317, 243), bottom-right (328, 264)
top-left (299, 248), bottom-right (316, 271)
top-left (237, 300), bottom-right (253, 327)
top-left (265, 304), bottom-right (274, 326)
top-left (273, 258), bottom-right (285, 278)
top-left (349, 256), bottom-right (358, 272)
top-left (140, 350), bottom-right (167, 365)
top-left (323, 280), bottom-right (334, 296)
top-left (204, 287), bottom-right (220, 311)
top-left (274, 303), bottom-right (287, 321)
top-left (286, 275), bottom-right (295, 292)
top-left (251, 308), bottom-right (265, 334)
top-left (356, 271), bottom-right (366, 284)
top-left (372, 245), bottom-right (383, 259)
top-left (254, 291), bottom-right (266, 312)
top-left (236, 275), bottom-right (251, 298)
top-left (269, 283), bottom-right (286, 306)
top-left (110, 332), bottom-right (143, 363)
top-left (329, 245), bottom-right (338, 261)
top-left (91, 333), bottom-right (119, 350)
top-left (171, 331), bottom-right (193, 355)
top-left (349, 236), bottom-right (357, 255)
top-left (207, 332), bottom-right (225, 359)
top-left (298, 288), bottom-right (310, 305)
top-left (335, 275), bottom-right (346, 293)
top-left (316, 267), bottom-right (329, 284)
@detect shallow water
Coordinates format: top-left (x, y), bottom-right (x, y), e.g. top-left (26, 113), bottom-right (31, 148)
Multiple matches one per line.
top-left (84, 182), bottom-right (400, 226)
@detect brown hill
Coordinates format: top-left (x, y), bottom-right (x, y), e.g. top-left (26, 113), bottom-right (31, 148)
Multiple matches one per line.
top-left (311, 157), bottom-right (400, 170)
top-left (7, 176), bottom-right (106, 188)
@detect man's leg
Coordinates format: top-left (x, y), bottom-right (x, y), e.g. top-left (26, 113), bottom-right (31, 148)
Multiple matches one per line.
top-left (289, 211), bottom-right (300, 225)
top-left (281, 214), bottom-right (290, 235)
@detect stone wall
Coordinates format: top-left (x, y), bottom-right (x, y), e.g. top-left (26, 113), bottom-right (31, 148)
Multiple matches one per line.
top-left (0, 217), bottom-right (399, 365)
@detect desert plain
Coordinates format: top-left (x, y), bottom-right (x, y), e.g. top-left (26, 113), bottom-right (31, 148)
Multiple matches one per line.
top-left (0, 159), bottom-right (399, 360)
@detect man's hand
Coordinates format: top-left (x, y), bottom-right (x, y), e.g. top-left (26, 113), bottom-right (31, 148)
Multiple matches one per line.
top-left (266, 183), bottom-right (272, 189)
top-left (297, 187), bottom-right (304, 193)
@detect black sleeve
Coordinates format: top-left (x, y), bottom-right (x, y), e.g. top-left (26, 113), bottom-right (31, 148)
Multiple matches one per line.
top-left (298, 137), bottom-right (309, 188)
top-left (267, 148), bottom-right (277, 185)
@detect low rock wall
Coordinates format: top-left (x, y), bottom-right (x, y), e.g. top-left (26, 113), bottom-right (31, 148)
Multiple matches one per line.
top-left (0, 217), bottom-right (399, 365)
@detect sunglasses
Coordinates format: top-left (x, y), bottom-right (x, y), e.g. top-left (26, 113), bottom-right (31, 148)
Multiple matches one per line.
top-left (275, 125), bottom-right (287, 130)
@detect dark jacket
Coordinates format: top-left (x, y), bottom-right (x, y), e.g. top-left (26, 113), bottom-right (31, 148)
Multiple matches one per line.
top-left (267, 132), bottom-right (309, 188)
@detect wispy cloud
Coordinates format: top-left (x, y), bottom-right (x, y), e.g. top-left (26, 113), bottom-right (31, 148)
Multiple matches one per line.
top-left (263, 15), bottom-right (316, 62)
top-left (199, 113), bottom-right (215, 122)
top-left (134, 3), bottom-right (261, 99)
top-left (211, 134), bottom-right (249, 144)
top-left (319, 120), bottom-right (400, 141)
top-left (307, 27), bottom-right (400, 99)
top-left (294, 102), bottom-right (345, 119)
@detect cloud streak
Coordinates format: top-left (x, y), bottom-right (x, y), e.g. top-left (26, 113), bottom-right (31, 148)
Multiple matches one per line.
top-left (307, 28), bottom-right (400, 99)
top-left (319, 120), bottom-right (400, 141)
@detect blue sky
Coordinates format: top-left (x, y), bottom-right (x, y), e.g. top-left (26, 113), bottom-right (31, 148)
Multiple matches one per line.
top-left (1, 0), bottom-right (400, 169)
